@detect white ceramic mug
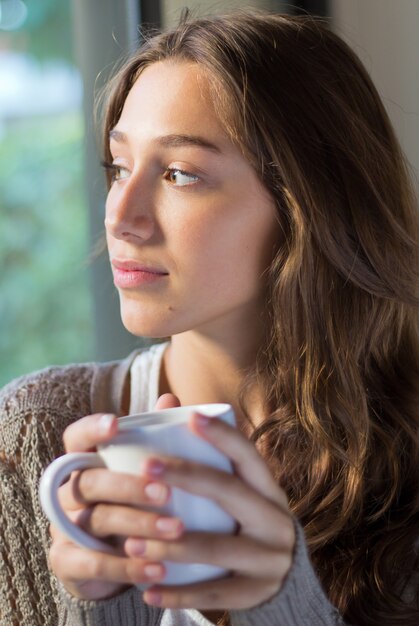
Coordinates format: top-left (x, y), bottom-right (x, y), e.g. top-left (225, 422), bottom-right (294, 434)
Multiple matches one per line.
top-left (39, 403), bottom-right (236, 586)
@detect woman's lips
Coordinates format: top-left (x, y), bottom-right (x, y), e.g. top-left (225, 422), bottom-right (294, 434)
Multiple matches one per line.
top-left (111, 259), bottom-right (168, 288)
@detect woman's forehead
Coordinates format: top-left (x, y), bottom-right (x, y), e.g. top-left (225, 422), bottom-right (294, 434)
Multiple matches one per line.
top-left (113, 61), bottom-right (236, 154)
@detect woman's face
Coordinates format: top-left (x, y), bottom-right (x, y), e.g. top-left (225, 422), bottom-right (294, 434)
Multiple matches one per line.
top-left (105, 60), bottom-right (280, 339)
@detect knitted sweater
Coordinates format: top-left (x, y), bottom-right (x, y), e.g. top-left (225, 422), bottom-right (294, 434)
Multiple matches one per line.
top-left (0, 345), bottom-right (411, 625)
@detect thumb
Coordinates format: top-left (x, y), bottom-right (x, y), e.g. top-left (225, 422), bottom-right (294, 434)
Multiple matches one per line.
top-left (154, 393), bottom-right (181, 410)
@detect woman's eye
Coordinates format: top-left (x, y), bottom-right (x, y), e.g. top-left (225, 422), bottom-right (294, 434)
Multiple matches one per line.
top-left (164, 168), bottom-right (199, 186)
top-left (101, 161), bottom-right (130, 183)
top-left (111, 165), bottom-right (130, 182)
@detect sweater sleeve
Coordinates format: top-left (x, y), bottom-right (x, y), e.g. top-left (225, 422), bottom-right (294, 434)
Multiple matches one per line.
top-left (0, 364), bottom-right (102, 625)
top-left (229, 520), bottom-right (351, 626)
top-left (57, 584), bottom-right (163, 626)
top-left (0, 460), bottom-right (61, 626)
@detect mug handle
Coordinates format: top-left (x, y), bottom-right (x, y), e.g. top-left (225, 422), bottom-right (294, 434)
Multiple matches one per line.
top-left (39, 452), bottom-right (115, 554)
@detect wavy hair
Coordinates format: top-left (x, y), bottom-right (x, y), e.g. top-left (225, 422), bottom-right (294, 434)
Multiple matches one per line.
top-left (100, 10), bottom-right (419, 625)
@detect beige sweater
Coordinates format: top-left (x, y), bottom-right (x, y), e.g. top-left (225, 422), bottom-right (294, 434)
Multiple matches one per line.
top-left (0, 348), bottom-right (413, 625)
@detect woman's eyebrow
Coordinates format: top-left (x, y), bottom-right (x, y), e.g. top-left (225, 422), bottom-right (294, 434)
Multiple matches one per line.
top-left (109, 129), bottom-right (222, 154)
top-left (156, 133), bottom-right (222, 153)
top-left (109, 129), bottom-right (128, 143)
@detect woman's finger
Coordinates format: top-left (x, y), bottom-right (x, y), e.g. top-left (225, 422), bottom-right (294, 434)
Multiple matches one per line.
top-left (142, 456), bottom-right (294, 547)
top-left (58, 467), bottom-right (170, 510)
top-left (154, 393), bottom-right (181, 410)
top-left (49, 539), bottom-right (166, 590)
top-left (189, 413), bottom-right (289, 509)
top-left (63, 413), bottom-right (118, 453)
top-left (76, 504), bottom-right (184, 541)
top-left (144, 575), bottom-right (282, 611)
top-left (62, 394), bottom-right (181, 455)
top-left (125, 531), bottom-right (291, 579)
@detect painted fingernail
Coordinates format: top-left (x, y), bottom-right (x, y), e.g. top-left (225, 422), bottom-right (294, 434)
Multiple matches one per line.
top-left (144, 590), bottom-right (162, 605)
top-left (145, 482), bottom-right (168, 502)
top-left (156, 517), bottom-right (182, 533)
top-left (99, 414), bottom-right (115, 435)
top-left (144, 564), bottom-right (164, 580)
top-left (129, 538), bottom-right (146, 556)
top-left (195, 413), bottom-right (210, 429)
top-left (146, 459), bottom-right (166, 477)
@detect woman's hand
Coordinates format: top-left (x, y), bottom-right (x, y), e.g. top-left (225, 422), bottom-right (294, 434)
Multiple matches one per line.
top-left (48, 394), bottom-right (183, 601)
top-left (125, 413), bottom-right (295, 612)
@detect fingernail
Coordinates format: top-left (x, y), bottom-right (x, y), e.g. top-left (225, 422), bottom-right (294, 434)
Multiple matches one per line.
top-left (156, 517), bottom-right (182, 533)
top-left (145, 459), bottom-right (166, 477)
top-left (195, 413), bottom-right (210, 429)
top-left (99, 414), bottom-right (115, 435)
top-left (145, 482), bottom-right (168, 502)
top-left (144, 590), bottom-right (162, 605)
top-left (144, 564), bottom-right (164, 580)
top-left (129, 538), bottom-right (146, 556)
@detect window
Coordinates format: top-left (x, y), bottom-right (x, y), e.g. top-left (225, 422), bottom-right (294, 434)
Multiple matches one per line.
top-left (0, 0), bottom-right (93, 386)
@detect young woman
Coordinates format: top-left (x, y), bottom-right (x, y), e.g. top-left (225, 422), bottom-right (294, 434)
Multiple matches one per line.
top-left (0, 9), bottom-right (417, 626)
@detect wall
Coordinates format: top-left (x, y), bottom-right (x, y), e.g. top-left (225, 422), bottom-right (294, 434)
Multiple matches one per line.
top-left (332, 0), bottom-right (419, 189)
top-left (160, 0), bottom-right (286, 28)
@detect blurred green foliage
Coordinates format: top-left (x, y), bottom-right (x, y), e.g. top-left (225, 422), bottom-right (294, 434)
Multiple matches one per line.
top-left (15, 0), bottom-right (73, 62)
top-left (0, 113), bottom-right (94, 387)
top-left (0, 0), bottom-right (94, 387)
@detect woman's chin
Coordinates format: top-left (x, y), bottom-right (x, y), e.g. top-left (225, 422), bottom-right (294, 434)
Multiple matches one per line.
top-left (120, 311), bottom-right (172, 339)
top-left (122, 321), bottom-right (169, 339)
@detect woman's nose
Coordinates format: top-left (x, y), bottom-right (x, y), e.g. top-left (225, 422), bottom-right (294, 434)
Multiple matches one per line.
top-left (104, 176), bottom-right (155, 243)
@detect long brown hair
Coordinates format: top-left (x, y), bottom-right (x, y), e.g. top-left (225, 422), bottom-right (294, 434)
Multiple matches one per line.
top-left (100, 10), bottom-right (419, 624)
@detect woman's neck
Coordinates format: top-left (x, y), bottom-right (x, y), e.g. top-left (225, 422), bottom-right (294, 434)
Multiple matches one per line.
top-left (159, 331), bottom-right (266, 430)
